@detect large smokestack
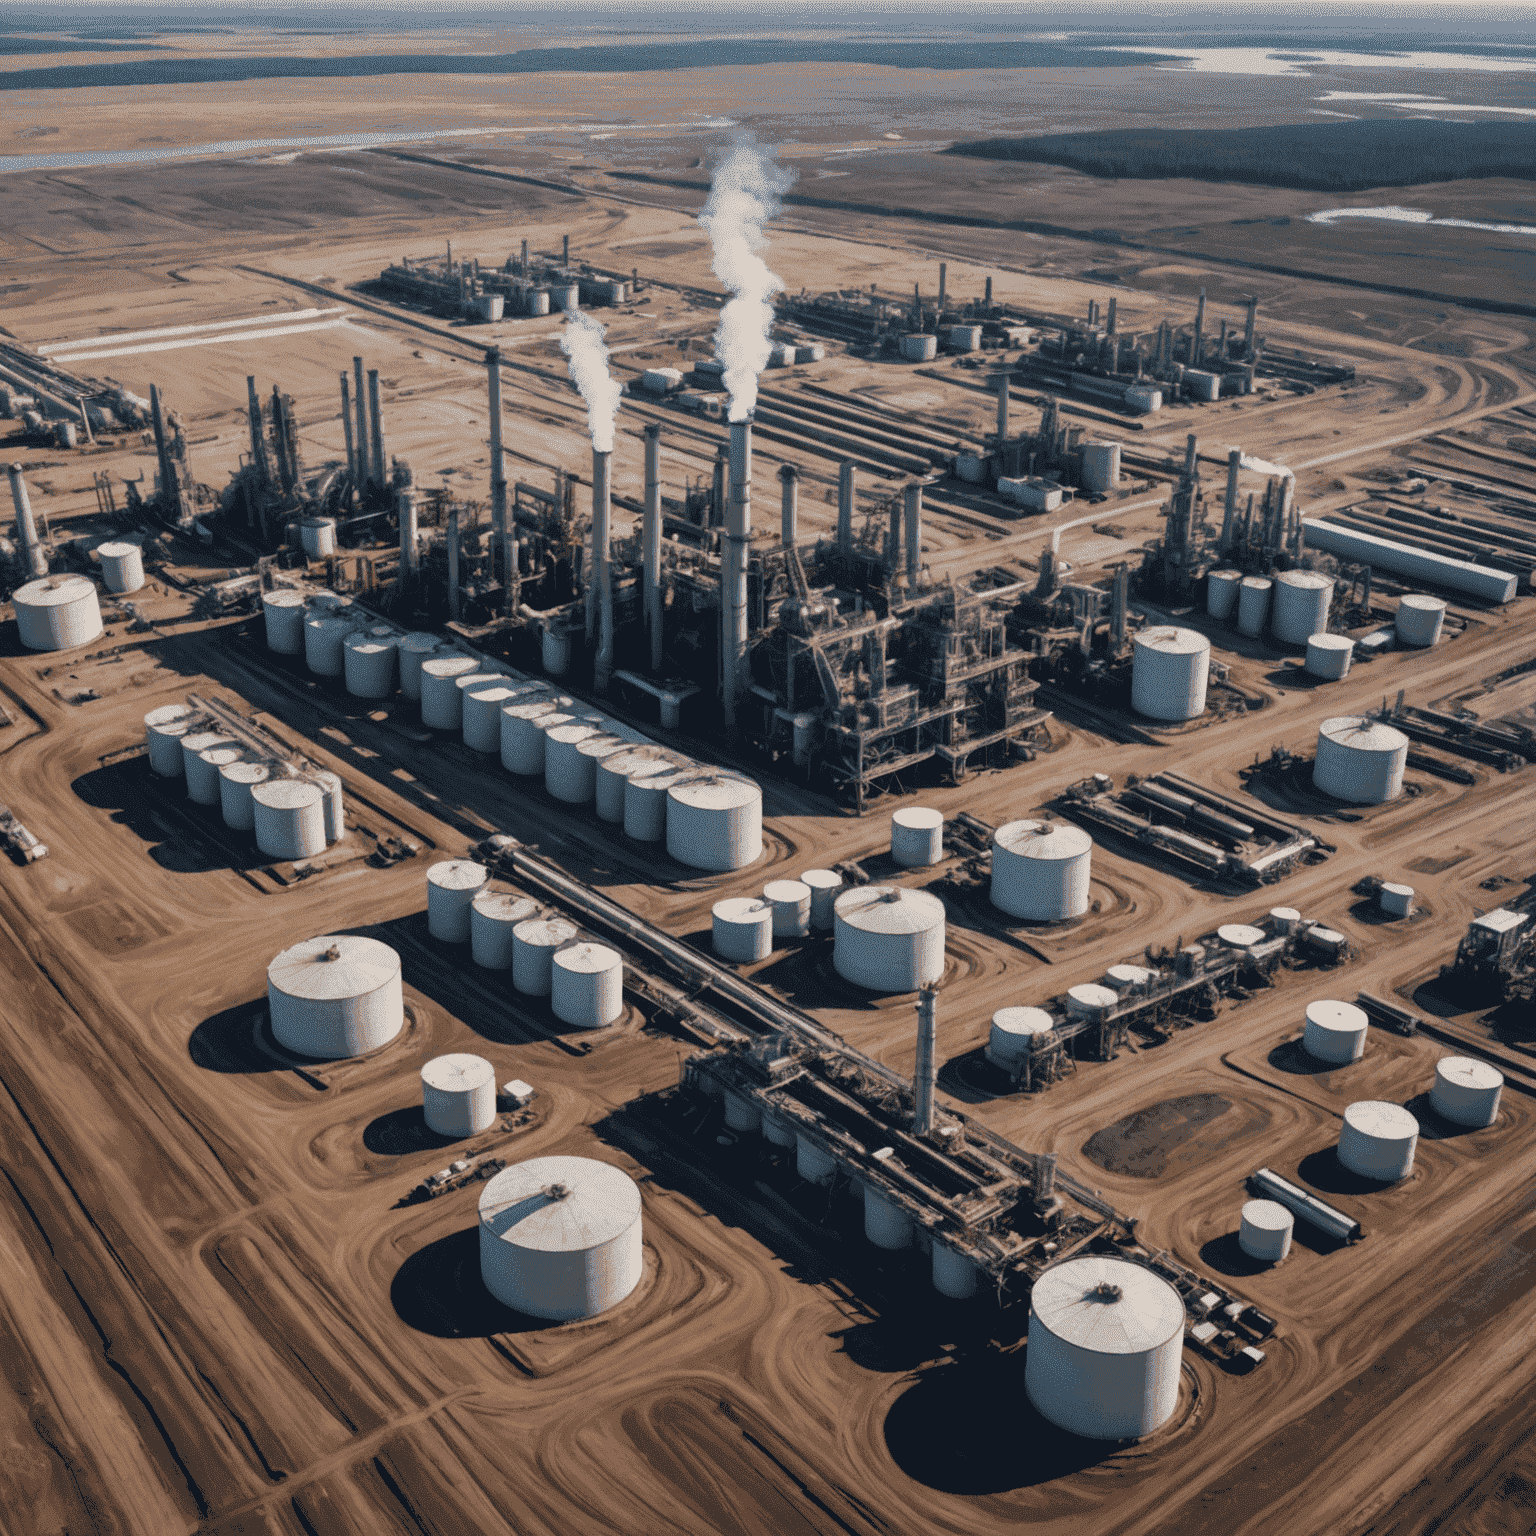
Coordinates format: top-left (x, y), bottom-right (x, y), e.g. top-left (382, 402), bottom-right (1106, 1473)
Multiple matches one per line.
top-left (1244, 295), bottom-right (1258, 357)
top-left (913, 988), bottom-right (938, 1136)
top-left (447, 505), bottom-right (460, 620)
top-left (1183, 433), bottom-right (1199, 482)
top-left (643, 422), bottom-right (663, 672)
top-left (247, 376), bottom-right (271, 486)
top-left (591, 446), bottom-right (614, 691)
top-left (1193, 288), bottom-right (1206, 364)
top-left (149, 383), bottom-right (171, 502)
top-left (836, 461), bottom-right (855, 553)
top-left (338, 373), bottom-right (356, 492)
top-left (398, 488), bottom-right (418, 578)
top-left (8, 463), bottom-right (46, 578)
top-left (367, 369), bottom-right (388, 492)
top-left (722, 419), bottom-right (752, 727)
top-left (995, 370), bottom-right (1009, 446)
top-left (937, 261), bottom-right (947, 312)
top-left (984, 275), bottom-right (993, 307)
top-left (779, 463), bottom-right (798, 549)
top-left (1106, 296), bottom-right (1117, 335)
top-left (486, 347), bottom-right (507, 578)
top-left (352, 357), bottom-right (370, 490)
top-left (903, 481), bottom-right (923, 588)
top-left (1220, 448), bottom-right (1241, 551)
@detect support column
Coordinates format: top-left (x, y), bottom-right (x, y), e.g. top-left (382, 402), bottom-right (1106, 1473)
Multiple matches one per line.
top-left (643, 422), bottom-right (663, 672)
top-left (8, 463), bottom-right (46, 578)
top-left (779, 464), bottom-right (798, 549)
top-left (836, 461), bottom-right (855, 554)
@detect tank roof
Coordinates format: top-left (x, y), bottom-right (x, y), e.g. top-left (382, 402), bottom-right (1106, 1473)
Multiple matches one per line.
top-left (800, 868), bottom-right (843, 890)
top-left (428, 859), bottom-right (488, 890)
top-left (669, 775), bottom-right (760, 810)
top-left (994, 819), bottom-right (1093, 860)
top-left (1030, 1256), bottom-right (1185, 1354)
top-left (1275, 569), bottom-right (1332, 589)
top-left (834, 884), bottom-right (946, 934)
top-left (513, 916), bottom-right (579, 946)
top-left (504, 699), bottom-right (559, 720)
top-left (421, 1053), bottom-right (495, 1093)
top-left (96, 540), bottom-right (140, 558)
top-left (478, 1155), bottom-right (641, 1252)
top-left (578, 735), bottom-right (629, 759)
top-left (221, 760), bottom-right (270, 785)
top-left (1437, 1056), bottom-right (1503, 1090)
top-left (253, 778), bottom-right (321, 810)
top-left (345, 631), bottom-right (396, 652)
top-left (713, 897), bottom-right (772, 921)
top-left (181, 731), bottom-right (233, 755)
top-left (545, 723), bottom-right (600, 745)
top-left (992, 1006), bottom-right (1054, 1035)
top-left (15, 574), bottom-right (96, 606)
top-left (465, 683), bottom-right (518, 703)
top-left (1241, 1199), bottom-right (1293, 1231)
top-left (553, 942), bottom-right (620, 974)
top-left (421, 655), bottom-right (480, 679)
top-left (1308, 633), bottom-right (1353, 651)
top-left (263, 588), bottom-right (307, 608)
top-left (1134, 625), bottom-right (1209, 655)
top-left (145, 703), bottom-right (195, 727)
top-left (1306, 999), bottom-right (1368, 1032)
top-left (199, 746), bottom-right (244, 768)
top-left (1319, 716), bottom-right (1409, 753)
top-left (893, 807), bottom-right (944, 830)
top-left (398, 631), bottom-right (442, 653)
top-left (268, 934), bottom-right (400, 999)
top-left (764, 879), bottom-right (811, 901)
top-left (1343, 1101), bottom-right (1419, 1140)
top-left (1399, 593), bottom-right (1447, 611)
top-left (471, 889), bottom-right (538, 923)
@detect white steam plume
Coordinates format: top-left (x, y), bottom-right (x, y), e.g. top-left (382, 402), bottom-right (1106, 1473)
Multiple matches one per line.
top-left (1230, 450), bottom-right (1291, 479)
top-left (698, 139), bottom-right (793, 421)
top-left (560, 308), bottom-right (623, 453)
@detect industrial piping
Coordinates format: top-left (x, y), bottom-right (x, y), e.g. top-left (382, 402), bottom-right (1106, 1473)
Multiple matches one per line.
top-left (643, 422), bottom-right (663, 672)
top-left (8, 463), bottom-right (46, 578)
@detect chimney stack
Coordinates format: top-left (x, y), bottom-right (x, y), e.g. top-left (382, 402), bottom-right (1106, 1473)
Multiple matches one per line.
top-left (913, 988), bottom-right (938, 1136)
top-left (591, 447), bottom-right (614, 690)
top-left (352, 357), bottom-right (370, 491)
top-left (722, 420), bottom-right (752, 727)
top-left (8, 463), bottom-right (46, 578)
top-left (836, 461), bottom-right (855, 554)
top-left (779, 463), bottom-right (798, 549)
top-left (643, 423), bottom-right (663, 672)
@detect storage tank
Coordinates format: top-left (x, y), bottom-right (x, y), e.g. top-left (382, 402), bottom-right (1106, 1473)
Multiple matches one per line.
top-left (463, 683), bottom-right (517, 753)
top-left (545, 723), bottom-right (604, 802)
top-left (1305, 633), bottom-right (1353, 680)
top-left (97, 541), bottom-right (145, 594)
top-left (900, 333), bottom-right (938, 362)
top-left (427, 859), bottom-right (488, 942)
top-left (1338, 1100), bottom-right (1418, 1181)
top-left (1267, 906), bottom-right (1300, 935)
top-left (526, 289), bottom-right (551, 318)
top-left (667, 774), bottom-right (763, 871)
top-left (625, 767), bottom-right (696, 843)
top-left (252, 779), bottom-right (326, 860)
top-left (1236, 576), bottom-right (1271, 637)
top-left (419, 655), bottom-right (482, 729)
top-left (945, 324), bottom-right (983, 353)
top-left (303, 614), bottom-right (354, 678)
top-left (595, 751), bottom-right (662, 822)
top-left (299, 516), bottom-right (336, 559)
top-left (1395, 593), bottom-right (1446, 648)
top-left (1205, 569), bottom-right (1241, 620)
top-left (470, 889), bottom-right (539, 969)
top-left (795, 1135), bottom-right (838, 1186)
top-left (144, 703), bottom-right (197, 776)
top-left (512, 916), bottom-right (579, 996)
top-left (1080, 442), bottom-right (1121, 493)
top-left (1238, 1199), bottom-right (1293, 1262)
top-left (712, 897), bottom-right (774, 962)
top-left (179, 731), bottom-right (236, 796)
top-left (1104, 964), bottom-right (1154, 993)
top-left (987, 1006), bottom-right (1056, 1074)
top-left (1024, 1255), bottom-right (1185, 1440)
top-left (832, 885), bottom-right (945, 992)
top-left (932, 1241), bottom-right (980, 1299)
top-left (761, 1111), bottom-right (796, 1148)
top-left (396, 633), bottom-right (441, 700)
top-left (1271, 570), bottom-right (1333, 646)
top-left (343, 629), bottom-right (397, 698)
top-left (190, 745), bottom-right (243, 806)
top-left (864, 1187), bottom-right (914, 1249)
top-left (309, 769), bottom-right (344, 843)
top-left (577, 734), bottom-right (631, 796)
top-left (500, 697), bottom-right (561, 775)
top-left (1131, 627), bottom-right (1210, 721)
top-left (1302, 999), bottom-right (1368, 1064)
top-left (219, 758), bottom-right (270, 831)
top-left (722, 1090), bottom-right (761, 1134)
top-left (1379, 882), bottom-right (1415, 918)
top-left (1216, 922), bottom-right (1264, 951)
top-left (12, 575), bottom-right (103, 651)
top-left (1313, 716), bottom-right (1409, 805)
top-left (266, 933), bottom-right (403, 1058)
top-left (1066, 983), bottom-right (1119, 1022)
top-left (990, 820), bottom-right (1093, 921)
top-left (477, 1155), bottom-right (642, 1320)
top-left (763, 879), bottom-right (812, 938)
top-left (801, 868), bottom-right (844, 930)
top-left (549, 283), bottom-right (580, 313)
top-left (1430, 1057), bottom-right (1502, 1128)
top-left (891, 807), bottom-right (944, 867)
top-left (551, 942), bottom-right (624, 1028)
top-left (421, 1053), bottom-right (497, 1137)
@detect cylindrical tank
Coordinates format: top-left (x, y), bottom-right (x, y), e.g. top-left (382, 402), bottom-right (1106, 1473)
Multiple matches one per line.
top-left (988, 1006), bottom-right (1056, 1073)
top-left (549, 283), bottom-right (580, 312)
top-left (551, 942), bottom-right (624, 1028)
top-left (891, 807), bottom-right (944, 867)
top-left (1066, 983), bottom-right (1119, 1022)
top-left (527, 289), bottom-right (551, 317)
top-left (1237, 576), bottom-right (1272, 637)
top-left (1430, 1057), bottom-right (1503, 1128)
top-left (252, 779), bottom-right (326, 860)
top-left (500, 697), bottom-right (560, 775)
top-left (144, 703), bottom-right (197, 776)
top-left (1205, 568), bottom-right (1241, 620)
top-left (795, 1134), bottom-right (838, 1186)
top-left (626, 767), bottom-right (695, 843)
top-left (1104, 964), bottom-right (1154, 993)
top-left (864, 1187), bottom-right (914, 1249)
top-left (1025, 1255), bottom-right (1185, 1440)
top-left (470, 889), bottom-right (539, 969)
top-left (512, 916), bottom-right (579, 996)
top-left (1268, 906), bottom-right (1300, 935)
top-left (763, 879), bottom-right (812, 938)
top-left (832, 885), bottom-right (946, 993)
top-left (299, 516), bottom-right (337, 559)
top-left (219, 758), bottom-right (270, 830)
top-left (97, 541), bottom-right (145, 594)
top-left (1271, 570), bottom-right (1333, 646)
top-left (477, 1155), bottom-right (642, 1320)
top-left (190, 745), bottom-right (243, 806)
top-left (712, 897), bottom-right (775, 962)
top-left (421, 1053), bottom-right (497, 1137)
top-left (396, 633), bottom-right (441, 701)
top-left (462, 684), bottom-right (517, 753)
top-left (990, 820), bottom-right (1093, 921)
top-left (722, 1090), bottom-right (762, 1134)
top-left (761, 1111), bottom-right (796, 1148)
top-left (595, 751), bottom-right (661, 822)
top-left (12, 575), bottom-right (103, 651)
top-left (1305, 633), bottom-right (1353, 680)
top-left (427, 859), bottom-right (488, 942)
top-left (801, 868), bottom-right (844, 930)
top-left (179, 731), bottom-right (236, 799)
top-left (303, 614), bottom-right (354, 678)
top-left (307, 769), bottom-right (343, 843)
top-left (932, 1241), bottom-right (979, 1299)
top-left (666, 775), bottom-right (763, 871)
top-left (577, 734), bottom-right (630, 798)
top-left (266, 933), bottom-right (403, 1058)
top-left (1380, 882), bottom-right (1415, 918)
top-left (1313, 716), bottom-right (1409, 804)
top-left (1238, 1199), bottom-right (1294, 1262)
top-left (1080, 441), bottom-right (1121, 493)
top-left (1131, 627), bottom-right (1210, 721)
top-left (541, 626), bottom-right (571, 676)
top-left (545, 723), bottom-right (604, 802)
top-left (262, 590), bottom-right (307, 654)
top-left (419, 655), bottom-right (481, 729)
top-left (1302, 999), bottom-right (1368, 1064)
top-left (1395, 593), bottom-right (1446, 648)
top-left (1338, 1100), bottom-right (1419, 1181)
top-left (1217, 922), bottom-right (1265, 951)
top-left (343, 629), bottom-right (397, 698)
top-left (900, 333), bottom-right (938, 362)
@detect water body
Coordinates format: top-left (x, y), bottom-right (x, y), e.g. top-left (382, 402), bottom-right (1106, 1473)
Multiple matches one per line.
top-left (1155, 46), bottom-right (1536, 77)
top-left (1308, 205), bottom-right (1536, 237)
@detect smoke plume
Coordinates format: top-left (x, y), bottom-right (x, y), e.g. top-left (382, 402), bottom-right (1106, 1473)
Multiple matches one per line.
top-left (560, 308), bottom-right (623, 453)
top-left (698, 138), bottom-right (793, 421)
top-left (1233, 451), bottom-right (1291, 479)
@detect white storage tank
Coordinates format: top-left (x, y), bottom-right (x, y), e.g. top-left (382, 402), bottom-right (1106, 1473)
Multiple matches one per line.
top-left (396, 633), bottom-right (441, 700)
top-left (1236, 576), bottom-right (1272, 637)
top-left (891, 807), bottom-right (944, 867)
top-left (763, 879), bottom-right (812, 938)
top-left (1267, 906), bottom-right (1300, 935)
top-left (343, 629), bottom-right (397, 699)
top-left (1338, 1100), bottom-right (1419, 1181)
top-left (990, 820), bottom-right (1093, 922)
top-left (1380, 882), bottom-right (1415, 918)
top-left (932, 1241), bottom-right (979, 1299)
top-left (262, 590), bottom-right (308, 653)
top-left (1313, 716), bottom-right (1409, 805)
top-left (477, 1155), bottom-right (642, 1320)
top-left (549, 283), bottom-right (580, 313)
top-left (178, 729), bottom-right (232, 787)
top-left (833, 885), bottom-right (946, 993)
top-left (1395, 593), bottom-right (1446, 648)
top-left (299, 516), bottom-right (337, 559)
top-left (551, 942), bottom-right (624, 1028)
top-left (1080, 441), bottom-right (1121, 493)
top-left (501, 697), bottom-right (560, 775)
top-left (266, 934), bottom-right (403, 1059)
top-left (512, 916), bottom-right (579, 997)
top-left (252, 779), bottom-right (326, 860)
top-left (219, 758), bottom-right (270, 831)
top-left (1184, 369), bottom-right (1221, 402)
top-left (190, 745), bottom-right (243, 807)
top-left (1302, 999), bottom-right (1369, 1064)
top-left (1305, 633), bottom-right (1353, 680)
top-left (304, 613), bottom-right (355, 678)
top-left (864, 1187), bottom-right (914, 1249)
top-left (1025, 1255), bottom-right (1185, 1441)
top-left (427, 859), bottom-right (488, 942)
top-left (900, 333), bottom-right (938, 362)
top-left (463, 683), bottom-right (517, 753)
top-left (1206, 569), bottom-right (1241, 620)
top-left (1430, 1057), bottom-right (1503, 1128)
top-left (1216, 923), bottom-right (1264, 952)
top-left (945, 324), bottom-right (983, 353)
top-left (13, 575), bottom-right (103, 651)
top-left (801, 869), bottom-right (844, 930)
top-left (545, 723), bottom-right (604, 802)
top-left (667, 774), bottom-right (764, 872)
top-left (988, 1007), bottom-right (1056, 1074)
top-left (311, 769), bottom-right (344, 843)
top-left (1104, 964), bottom-right (1154, 993)
top-left (97, 541), bottom-right (145, 594)
top-left (795, 1134), bottom-right (838, 1186)
top-left (419, 655), bottom-right (482, 729)
top-left (595, 751), bottom-right (662, 822)
top-left (144, 703), bottom-right (197, 776)
top-left (1271, 570), bottom-right (1333, 646)
top-left (712, 897), bottom-right (775, 962)
top-left (577, 735), bottom-right (631, 798)
top-left (421, 1053), bottom-right (497, 1137)
top-left (470, 889), bottom-right (539, 969)
top-left (626, 766), bottom-right (696, 844)
top-left (1131, 627), bottom-right (1210, 721)
top-left (1238, 1200), bottom-right (1293, 1263)
top-left (1066, 983), bottom-right (1119, 1022)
